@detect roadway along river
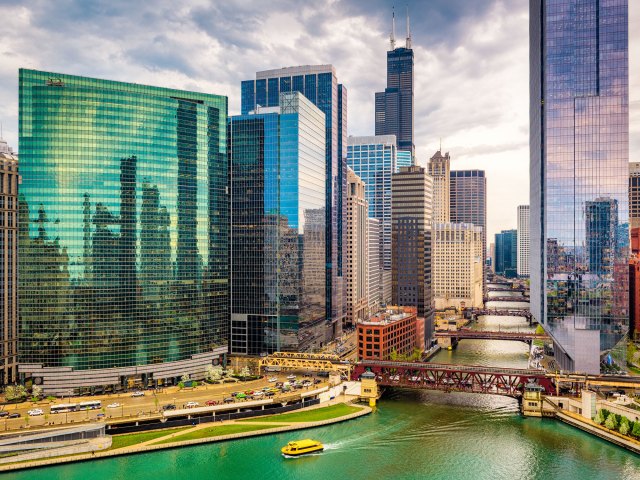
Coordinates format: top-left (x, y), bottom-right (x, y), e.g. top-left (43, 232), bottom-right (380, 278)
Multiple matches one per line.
top-left (7, 309), bottom-right (640, 478)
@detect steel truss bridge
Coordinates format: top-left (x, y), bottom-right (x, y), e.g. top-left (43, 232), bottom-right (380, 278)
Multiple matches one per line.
top-left (483, 296), bottom-right (529, 303)
top-left (435, 330), bottom-right (550, 344)
top-left (352, 360), bottom-right (554, 397)
top-left (258, 352), bottom-right (352, 375)
top-left (471, 308), bottom-right (534, 324)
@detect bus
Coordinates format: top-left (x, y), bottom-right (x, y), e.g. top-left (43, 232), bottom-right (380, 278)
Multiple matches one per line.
top-left (78, 400), bottom-right (102, 410)
top-left (50, 403), bottom-right (78, 414)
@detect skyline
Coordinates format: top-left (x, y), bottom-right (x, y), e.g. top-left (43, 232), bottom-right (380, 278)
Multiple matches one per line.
top-left (0, 0), bottom-right (638, 241)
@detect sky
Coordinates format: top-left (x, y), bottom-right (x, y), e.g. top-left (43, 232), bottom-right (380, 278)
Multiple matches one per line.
top-left (0, 0), bottom-right (638, 241)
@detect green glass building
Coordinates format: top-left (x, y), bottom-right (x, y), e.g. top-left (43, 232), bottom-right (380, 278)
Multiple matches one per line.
top-left (18, 69), bottom-right (228, 394)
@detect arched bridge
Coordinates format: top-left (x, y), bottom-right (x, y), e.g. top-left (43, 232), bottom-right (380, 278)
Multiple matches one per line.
top-left (435, 330), bottom-right (549, 344)
top-left (352, 360), bottom-right (554, 397)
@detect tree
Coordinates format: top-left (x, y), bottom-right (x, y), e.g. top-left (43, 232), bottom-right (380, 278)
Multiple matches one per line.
top-left (389, 349), bottom-right (398, 361)
top-left (604, 413), bottom-right (618, 430)
top-left (206, 365), bottom-right (223, 382)
top-left (181, 373), bottom-right (190, 383)
top-left (4, 385), bottom-right (27, 402)
top-left (240, 366), bottom-right (251, 379)
top-left (593, 410), bottom-right (605, 425)
top-left (619, 420), bottom-right (630, 436)
top-left (31, 385), bottom-right (43, 401)
top-left (632, 422), bottom-right (640, 438)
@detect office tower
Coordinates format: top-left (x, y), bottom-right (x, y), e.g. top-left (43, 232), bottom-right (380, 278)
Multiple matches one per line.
top-left (517, 205), bottom-right (530, 277)
top-left (375, 10), bottom-right (414, 160)
top-left (396, 151), bottom-right (412, 170)
top-left (242, 65), bottom-right (347, 340)
top-left (357, 306), bottom-right (423, 360)
top-left (391, 165), bottom-right (434, 345)
top-left (490, 242), bottom-right (496, 272)
top-left (428, 150), bottom-right (450, 223)
top-left (630, 228), bottom-right (640, 340)
top-left (18, 70), bottom-right (228, 394)
top-left (530, 0), bottom-right (629, 373)
top-left (0, 137), bottom-right (19, 386)
top-left (629, 162), bottom-right (640, 229)
top-left (433, 223), bottom-right (483, 310)
top-left (368, 218), bottom-right (382, 312)
top-left (346, 168), bottom-right (369, 326)
top-left (450, 169), bottom-right (487, 278)
top-left (347, 135), bottom-right (396, 303)
top-left (228, 93), bottom-right (326, 355)
top-left (495, 230), bottom-right (518, 278)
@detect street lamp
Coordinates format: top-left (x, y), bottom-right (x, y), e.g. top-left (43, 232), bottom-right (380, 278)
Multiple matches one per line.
top-left (121, 403), bottom-right (124, 418)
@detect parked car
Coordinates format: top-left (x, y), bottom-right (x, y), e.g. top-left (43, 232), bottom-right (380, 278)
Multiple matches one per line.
top-left (265, 391), bottom-right (275, 397)
top-left (268, 377), bottom-right (278, 383)
top-left (205, 400), bottom-right (218, 406)
top-left (224, 397), bottom-right (235, 403)
top-left (252, 391), bottom-right (264, 398)
top-left (96, 413), bottom-right (105, 418)
top-left (107, 402), bottom-right (121, 408)
top-left (8, 413), bottom-right (20, 419)
top-left (162, 404), bottom-right (177, 411)
top-left (130, 391), bottom-right (145, 397)
top-left (286, 374), bottom-right (296, 380)
top-left (185, 401), bottom-right (199, 408)
top-left (0, 411), bottom-right (8, 418)
top-left (314, 379), bottom-right (321, 384)
top-left (27, 408), bottom-right (44, 416)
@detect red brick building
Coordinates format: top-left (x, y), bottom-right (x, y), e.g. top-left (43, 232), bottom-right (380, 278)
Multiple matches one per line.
top-left (630, 228), bottom-right (640, 340)
top-left (357, 306), bottom-right (424, 360)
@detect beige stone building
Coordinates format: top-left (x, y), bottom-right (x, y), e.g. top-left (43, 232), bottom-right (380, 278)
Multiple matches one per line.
top-left (433, 223), bottom-right (483, 310)
top-left (428, 150), bottom-right (450, 223)
top-left (0, 137), bottom-right (19, 386)
top-left (346, 168), bottom-right (369, 326)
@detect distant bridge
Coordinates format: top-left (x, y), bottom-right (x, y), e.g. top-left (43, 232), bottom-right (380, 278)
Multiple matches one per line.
top-left (486, 286), bottom-right (529, 293)
top-left (471, 308), bottom-right (534, 324)
top-left (259, 352), bottom-right (351, 375)
top-left (352, 360), bottom-right (554, 398)
top-left (483, 296), bottom-right (530, 303)
top-left (435, 329), bottom-right (549, 344)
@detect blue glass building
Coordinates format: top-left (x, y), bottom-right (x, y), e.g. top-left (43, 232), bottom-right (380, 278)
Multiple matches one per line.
top-left (530, 0), bottom-right (629, 373)
top-left (18, 70), bottom-right (228, 394)
top-left (347, 135), bottom-right (397, 306)
top-left (228, 93), bottom-right (326, 354)
top-left (494, 230), bottom-right (517, 279)
top-left (242, 65), bottom-right (347, 340)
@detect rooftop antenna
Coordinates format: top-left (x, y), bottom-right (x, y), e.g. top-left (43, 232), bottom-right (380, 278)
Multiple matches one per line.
top-left (390, 7), bottom-right (396, 50)
top-left (406, 5), bottom-right (412, 49)
top-left (439, 137), bottom-right (442, 152)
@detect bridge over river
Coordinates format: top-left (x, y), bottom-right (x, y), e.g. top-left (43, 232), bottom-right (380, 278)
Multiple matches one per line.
top-left (435, 329), bottom-right (550, 344)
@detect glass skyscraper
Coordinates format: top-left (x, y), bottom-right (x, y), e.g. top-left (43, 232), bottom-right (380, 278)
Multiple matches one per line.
top-left (494, 230), bottom-right (518, 279)
top-left (18, 70), bottom-right (228, 394)
top-left (530, 0), bottom-right (629, 373)
top-left (347, 135), bottom-right (397, 305)
top-left (228, 92), bottom-right (326, 355)
top-left (241, 65), bottom-right (347, 341)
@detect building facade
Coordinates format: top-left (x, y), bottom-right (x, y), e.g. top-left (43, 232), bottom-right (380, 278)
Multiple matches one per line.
top-left (375, 13), bottom-right (414, 160)
top-left (18, 70), bottom-right (229, 394)
top-left (228, 93), bottom-right (326, 355)
top-left (629, 162), bottom-right (640, 229)
top-left (428, 150), bottom-right (450, 224)
top-left (346, 168), bottom-right (369, 326)
top-left (495, 229), bottom-right (518, 278)
top-left (450, 169), bottom-right (486, 279)
top-left (630, 228), bottom-right (640, 340)
top-left (241, 65), bottom-right (347, 340)
top-left (530, 0), bottom-right (629, 373)
top-left (357, 306), bottom-right (423, 360)
top-left (391, 165), bottom-right (434, 344)
top-left (517, 205), bottom-right (530, 277)
top-left (433, 223), bottom-right (483, 310)
top-left (368, 218), bottom-right (382, 313)
top-left (347, 135), bottom-right (397, 303)
top-left (0, 137), bottom-right (19, 386)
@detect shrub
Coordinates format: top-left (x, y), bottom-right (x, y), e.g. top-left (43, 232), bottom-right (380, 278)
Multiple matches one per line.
top-left (177, 381), bottom-right (185, 390)
top-left (631, 422), bottom-right (640, 438)
top-left (593, 410), bottom-right (605, 425)
top-left (619, 421), bottom-right (630, 436)
top-left (604, 413), bottom-right (618, 430)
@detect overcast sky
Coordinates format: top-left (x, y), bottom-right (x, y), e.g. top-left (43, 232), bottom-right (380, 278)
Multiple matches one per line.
top-left (0, 0), bottom-right (638, 241)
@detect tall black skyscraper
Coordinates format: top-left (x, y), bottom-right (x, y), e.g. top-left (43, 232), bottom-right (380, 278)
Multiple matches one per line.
top-left (375, 9), bottom-right (414, 160)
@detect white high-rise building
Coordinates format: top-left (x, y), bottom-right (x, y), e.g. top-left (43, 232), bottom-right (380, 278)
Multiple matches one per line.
top-left (368, 218), bottom-right (381, 313)
top-left (428, 150), bottom-right (450, 223)
top-left (517, 205), bottom-right (530, 277)
top-left (346, 168), bottom-right (369, 326)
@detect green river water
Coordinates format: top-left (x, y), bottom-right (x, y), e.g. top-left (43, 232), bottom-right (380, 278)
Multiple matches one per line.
top-left (7, 309), bottom-right (640, 479)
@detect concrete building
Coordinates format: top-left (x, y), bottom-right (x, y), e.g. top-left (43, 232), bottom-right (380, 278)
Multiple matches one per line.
top-left (517, 205), bottom-right (530, 277)
top-left (427, 150), bottom-right (450, 224)
top-left (630, 163), bottom-right (640, 229)
top-left (495, 229), bottom-right (518, 278)
top-left (346, 168), bottom-right (369, 326)
top-left (391, 165), bottom-right (434, 344)
top-left (433, 223), bottom-right (483, 310)
top-left (489, 242), bottom-right (496, 272)
top-left (357, 306), bottom-right (423, 360)
top-left (630, 228), bottom-right (640, 340)
top-left (0, 137), bottom-right (19, 386)
top-left (368, 218), bottom-right (382, 313)
top-left (347, 135), bottom-right (396, 303)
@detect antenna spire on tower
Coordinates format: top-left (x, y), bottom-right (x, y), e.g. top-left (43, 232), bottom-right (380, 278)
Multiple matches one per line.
top-left (406, 5), bottom-right (411, 49)
top-left (390, 7), bottom-right (396, 50)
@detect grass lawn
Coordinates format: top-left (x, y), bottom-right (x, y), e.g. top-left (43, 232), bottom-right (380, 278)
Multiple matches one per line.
top-left (109, 427), bottom-right (187, 450)
top-left (239, 403), bottom-right (360, 423)
top-left (155, 423), bottom-right (273, 444)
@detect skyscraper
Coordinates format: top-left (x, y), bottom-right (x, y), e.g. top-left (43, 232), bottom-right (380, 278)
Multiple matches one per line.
top-left (391, 165), bottom-right (434, 345)
top-left (428, 150), bottom-right (450, 224)
top-left (347, 135), bottom-right (396, 303)
top-left (375, 10), bottom-right (414, 160)
top-left (346, 168), bottom-right (369, 326)
top-left (228, 92), bottom-right (326, 355)
top-left (368, 217), bottom-right (382, 313)
top-left (0, 136), bottom-right (19, 386)
top-left (517, 205), bottom-right (530, 277)
top-left (530, 0), bottom-right (629, 373)
top-left (450, 169), bottom-right (487, 279)
top-left (495, 230), bottom-right (518, 278)
top-left (242, 65), bottom-right (347, 340)
top-left (18, 70), bottom-right (228, 394)
top-left (629, 162), bottom-right (640, 229)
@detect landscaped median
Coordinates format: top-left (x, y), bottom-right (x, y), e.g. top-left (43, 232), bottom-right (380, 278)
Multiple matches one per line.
top-left (0, 401), bottom-right (372, 472)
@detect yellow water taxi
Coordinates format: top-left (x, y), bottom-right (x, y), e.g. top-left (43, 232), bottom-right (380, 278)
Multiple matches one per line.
top-left (281, 439), bottom-right (324, 457)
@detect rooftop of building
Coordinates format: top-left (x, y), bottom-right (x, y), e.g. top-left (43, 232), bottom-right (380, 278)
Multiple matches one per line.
top-left (0, 137), bottom-right (18, 162)
top-left (256, 64), bottom-right (335, 79)
top-left (347, 134), bottom-right (397, 146)
top-left (358, 305), bottom-right (417, 326)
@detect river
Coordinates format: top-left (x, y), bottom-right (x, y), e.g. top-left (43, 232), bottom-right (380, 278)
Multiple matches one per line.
top-left (7, 300), bottom-right (640, 479)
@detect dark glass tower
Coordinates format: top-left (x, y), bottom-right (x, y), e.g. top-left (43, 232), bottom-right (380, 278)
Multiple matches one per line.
top-left (494, 230), bottom-right (517, 279)
top-left (375, 11), bottom-right (414, 160)
top-left (241, 65), bottom-right (347, 342)
top-left (530, 0), bottom-right (629, 373)
top-left (18, 70), bottom-right (229, 394)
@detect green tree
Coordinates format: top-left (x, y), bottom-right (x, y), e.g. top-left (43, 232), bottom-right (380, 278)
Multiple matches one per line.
top-left (593, 410), bottom-right (605, 425)
top-left (619, 420), bottom-right (630, 436)
top-left (631, 421), bottom-right (640, 438)
top-left (389, 349), bottom-right (398, 361)
top-left (604, 413), bottom-right (618, 430)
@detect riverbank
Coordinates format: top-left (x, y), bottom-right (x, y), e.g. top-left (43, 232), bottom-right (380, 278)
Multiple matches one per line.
top-left (0, 400), bottom-right (371, 473)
